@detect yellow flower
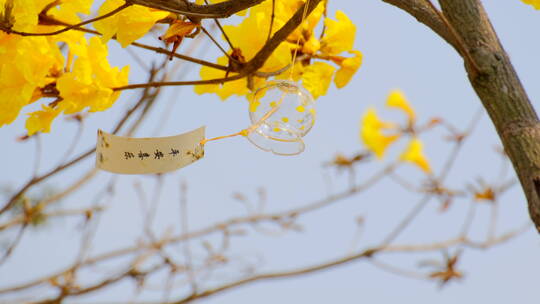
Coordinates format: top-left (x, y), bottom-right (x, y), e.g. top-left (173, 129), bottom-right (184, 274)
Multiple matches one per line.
top-left (195, 56), bottom-right (250, 100)
top-left (94, 0), bottom-right (169, 47)
top-left (0, 34), bottom-right (63, 127)
top-left (360, 108), bottom-right (399, 158)
top-left (386, 89), bottom-right (416, 122)
top-left (302, 36), bottom-right (321, 55)
top-left (399, 138), bottom-right (432, 173)
top-left (0, 0), bottom-right (50, 31)
top-left (0, 63), bottom-right (35, 126)
top-left (223, 11), bottom-right (291, 73)
top-left (521, 0), bottom-right (540, 9)
top-left (197, 2), bottom-right (304, 100)
top-left (57, 37), bottom-right (129, 114)
top-left (42, 0), bottom-right (91, 53)
top-left (194, 1), bottom-right (359, 100)
top-left (57, 0), bottom-right (93, 16)
top-left (334, 50), bottom-right (363, 88)
top-left (273, 0), bottom-right (324, 43)
top-left (321, 10), bottom-right (356, 56)
top-left (25, 104), bottom-right (61, 135)
top-left (302, 62), bottom-right (335, 99)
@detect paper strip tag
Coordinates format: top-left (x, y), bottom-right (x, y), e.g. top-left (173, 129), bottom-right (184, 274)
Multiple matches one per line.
top-left (96, 127), bottom-right (205, 174)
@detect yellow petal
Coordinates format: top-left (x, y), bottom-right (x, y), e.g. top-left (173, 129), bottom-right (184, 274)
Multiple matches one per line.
top-left (249, 100), bottom-right (261, 112)
top-left (521, 0), bottom-right (540, 9)
top-left (194, 56), bottom-right (249, 100)
top-left (25, 104), bottom-right (61, 135)
top-left (223, 11), bottom-right (291, 72)
top-left (399, 138), bottom-right (432, 173)
top-left (321, 10), bottom-right (356, 55)
top-left (386, 89), bottom-right (416, 122)
top-left (360, 108), bottom-right (399, 158)
top-left (302, 62), bottom-right (335, 99)
top-left (276, 61), bottom-right (304, 82)
top-left (161, 20), bottom-right (197, 41)
top-left (57, 37), bottom-right (129, 114)
top-left (334, 50), bottom-right (363, 88)
top-left (278, 0), bottom-right (325, 42)
top-left (0, 64), bottom-right (34, 126)
top-left (94, 0), bottom-right (169, 47)
top-left (302, 36), bottom-right (320, 55)
top-left (3, 0), bottom-right (50, 32)
top-left (0, 34), bottom-right (63, 127)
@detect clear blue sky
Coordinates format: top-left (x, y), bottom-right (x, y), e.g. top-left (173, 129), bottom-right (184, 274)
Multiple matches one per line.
top-left (1, 1), bottom-right (539, 303)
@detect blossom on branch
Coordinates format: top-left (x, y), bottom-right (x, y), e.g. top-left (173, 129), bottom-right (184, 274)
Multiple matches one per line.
top-left (195, 1), bottom-right (363, 100)
top-left (360, 90), bottom-right (433, 174)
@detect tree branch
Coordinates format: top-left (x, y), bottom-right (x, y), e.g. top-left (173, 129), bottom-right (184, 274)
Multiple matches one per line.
top-left (127, 0), bottom-right (265, 18)
top-left (166, 222), bottom-right (529, 304)
top-left (437, 0), bottom-right (540, 232)
top-left (379, 0), bottom-right (540, 233)
top-left (114, 0), bottom-right (324, 90)
top-left (380, 0), bottom-right (458, 51)
top-left (0, 3), bottom-right (131, 36)
top-left (243, 0), bottom-right (323, 74)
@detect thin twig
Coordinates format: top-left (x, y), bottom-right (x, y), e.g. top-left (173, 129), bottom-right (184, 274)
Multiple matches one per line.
top-left (131, 42), bottom-right (229, 71)
top-left (204, 0), bottom-right (235, 50)
top-left (1, 3), bottom-right (130, 36)
top-left (266, 0), bottom-right (276, 43)
top-left (423, 0), bottom-right (481, 74)
top-left (199, 25), bottom-right (235, 61)
top-left (112, 74), bottom-right (245, 91)
top-left (369, 258), bottom-right (429, 280)
top-left (0, 69), bottom-right (162, 216)
top-left (179, 181), bottom-right (197, 294)
top-left (0, 224), bottom-right (27, 267)
top-left (0, 163), bottom-right (394, 294)
top-left (55, 121), bottom-right (84, 168)
top-left (31, 134), bottom-right (42, 178)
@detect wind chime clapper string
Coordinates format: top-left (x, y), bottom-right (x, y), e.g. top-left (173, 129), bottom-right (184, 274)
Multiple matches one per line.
top-left (200, 0), bottom-right (316, 156)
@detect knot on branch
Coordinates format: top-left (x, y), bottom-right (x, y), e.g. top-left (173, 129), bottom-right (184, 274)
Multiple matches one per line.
top-left (501, 119), bottom-right (540, 138)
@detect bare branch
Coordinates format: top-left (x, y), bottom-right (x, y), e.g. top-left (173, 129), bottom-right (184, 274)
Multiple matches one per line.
top-left (438, 0), bottom-right (540, 232)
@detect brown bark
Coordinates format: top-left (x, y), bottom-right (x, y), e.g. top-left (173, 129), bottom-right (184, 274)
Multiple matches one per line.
top-left (380, 0), bottom-right (540, 231)
top-left (127, 0), bottom-right (265, 18)
top-left (422, 0), bottom-right (540, 231)
top-left (436, 0), bottom-right (540, 232)
top-left (383, 0), bottom-right (540, 232)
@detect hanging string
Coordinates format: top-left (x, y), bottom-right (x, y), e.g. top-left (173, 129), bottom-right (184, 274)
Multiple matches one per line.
top-left (288, 0), bottom-right (310, 80)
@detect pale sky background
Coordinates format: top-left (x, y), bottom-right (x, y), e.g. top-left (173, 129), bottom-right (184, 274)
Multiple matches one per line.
top-left (1, 0), bottom-right (540, 303)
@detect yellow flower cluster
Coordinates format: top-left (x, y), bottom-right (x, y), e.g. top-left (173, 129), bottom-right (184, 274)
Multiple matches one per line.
top-left (94, 0), bottom-right (169, 47)
top-left (195, 0), bottom-right (362, 100)
top-left (360, 90), bottom-right (432, 174)
top-left (0, 0), bottom-right (168, 135)
top-left (521, 0), bottom-right (540, 9)
top-left (0, 0), bottom-right (361, 135)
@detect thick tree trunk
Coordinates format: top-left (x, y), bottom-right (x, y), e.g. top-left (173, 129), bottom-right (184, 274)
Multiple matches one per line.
top-left (438, 0), bottom-right (540, 232)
